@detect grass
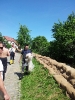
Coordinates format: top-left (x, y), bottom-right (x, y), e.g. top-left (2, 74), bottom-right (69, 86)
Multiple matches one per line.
top-left (20, 58), bottom-right (70, 100)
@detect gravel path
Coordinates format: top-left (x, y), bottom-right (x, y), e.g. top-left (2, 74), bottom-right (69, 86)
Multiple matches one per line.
top-left (4, 52), bottom-right (21, 100)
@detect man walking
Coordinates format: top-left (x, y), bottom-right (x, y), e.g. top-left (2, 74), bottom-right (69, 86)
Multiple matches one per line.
top-left (9, 44), bottom-right (15, 64)
top-left (0, 42), bottom-right (10, 100)
top-left (19, 44), bottom-right (32, 72)
top-left (0, 42), bottom-right (10, 81)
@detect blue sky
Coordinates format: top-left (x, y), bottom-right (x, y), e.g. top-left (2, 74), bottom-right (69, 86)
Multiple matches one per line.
top-left (0, 0), bottom-right (75, 42)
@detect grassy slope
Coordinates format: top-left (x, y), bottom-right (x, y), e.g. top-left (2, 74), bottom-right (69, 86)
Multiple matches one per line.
top-left (20, 58), bottom-right (70, 100)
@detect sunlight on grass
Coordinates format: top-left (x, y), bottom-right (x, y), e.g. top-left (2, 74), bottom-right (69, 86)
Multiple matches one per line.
top-left (20, 58), bottom-right (70, 100)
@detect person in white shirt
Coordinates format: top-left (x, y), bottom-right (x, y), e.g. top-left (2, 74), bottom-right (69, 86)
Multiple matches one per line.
top-left (9, 44), bottom-right (15, 64)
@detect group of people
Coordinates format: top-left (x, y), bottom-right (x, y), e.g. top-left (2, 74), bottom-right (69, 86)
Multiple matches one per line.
top-left (0, 42), bottom-right (34, 100)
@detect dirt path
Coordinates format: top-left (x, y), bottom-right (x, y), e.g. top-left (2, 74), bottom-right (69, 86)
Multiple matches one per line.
top-left (4, 52), bottom-right (21, 100)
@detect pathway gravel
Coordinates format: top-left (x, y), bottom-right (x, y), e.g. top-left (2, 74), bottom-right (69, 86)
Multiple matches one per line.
top-left (4, 52), bottom-right (21, 100)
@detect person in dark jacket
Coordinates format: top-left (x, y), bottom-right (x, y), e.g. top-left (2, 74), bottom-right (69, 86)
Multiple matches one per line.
top-left (19, 44), bottom-right (31, 72)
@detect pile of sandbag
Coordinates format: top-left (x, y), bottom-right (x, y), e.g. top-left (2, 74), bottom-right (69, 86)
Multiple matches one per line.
top-left (33, 53), bottom-right (75, 99)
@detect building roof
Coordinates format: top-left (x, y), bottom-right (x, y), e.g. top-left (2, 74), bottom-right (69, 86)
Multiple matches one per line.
top-left (3, 36), bottom-right (18, 45)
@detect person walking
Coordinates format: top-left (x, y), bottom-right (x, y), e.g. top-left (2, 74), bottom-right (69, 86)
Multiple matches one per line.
top-left (19, 44), bottom-right (32, 72)
top-left (0, 42), bottom-right (10, 81)
top-left (9, 44), bottom-right (15, 64)
top-left (0, 42), bottom-right (10, 100)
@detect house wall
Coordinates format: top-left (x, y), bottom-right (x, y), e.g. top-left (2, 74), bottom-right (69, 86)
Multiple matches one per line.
top-left (8, 41), bottom-right (18, 48)
top-left (4, 39), bottom-right (18, 48)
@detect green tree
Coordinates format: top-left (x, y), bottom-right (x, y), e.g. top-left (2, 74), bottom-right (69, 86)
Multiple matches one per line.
top-left (0, 32), bottom-right (11, 48)
top-left (0, 32), bottom-right (4, 42)
top-left (17, 25), bottom-right (32, 48)
top-left (3, 41), bottom-right (11, 48)
top-left (51, 12), bottom-right (75, 64)
top-left (31, 36), bottom-right (50, 56)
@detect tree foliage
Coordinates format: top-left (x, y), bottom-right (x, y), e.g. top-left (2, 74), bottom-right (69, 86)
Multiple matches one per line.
top-left (0, 32), bottom-right (4, 42)
top-left (50, 12), bottom-right (75, 64)
top-left (0, 32), bottom-right (11, 48)
top-left (17, 25), bottom-right (32, 48)
top-left (31, 36), bottom-right (50, 56)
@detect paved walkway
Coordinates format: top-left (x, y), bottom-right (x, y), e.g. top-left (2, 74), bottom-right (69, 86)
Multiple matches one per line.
top-left (4, 52), bottom-right (21, 100)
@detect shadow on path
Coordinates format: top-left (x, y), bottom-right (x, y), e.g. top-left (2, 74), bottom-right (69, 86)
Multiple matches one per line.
top-left (14, 72), bottom-right (30, 80)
